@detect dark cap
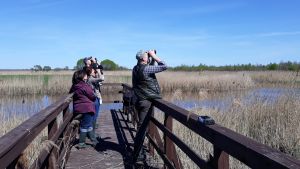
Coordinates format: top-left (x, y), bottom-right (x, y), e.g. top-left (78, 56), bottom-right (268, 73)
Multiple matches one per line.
top-left (83, 56), bottom-right (92, 65)
top-left (136, 50), bottom-right (147, 60)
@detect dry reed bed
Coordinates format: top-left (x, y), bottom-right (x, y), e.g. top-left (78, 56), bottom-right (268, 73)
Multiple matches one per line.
top-left (247, 71), bottom-right (300, 87)
top-left (159, 92), bottom-right (300, 169)
top-left (1, 70), bottom-right (299, 96)
top-left (0, 70), bottom-right (132, 95)
top-left (1, 70), bottom-right (299, 167)
top-left (0, 111), bottom-right (47, 167)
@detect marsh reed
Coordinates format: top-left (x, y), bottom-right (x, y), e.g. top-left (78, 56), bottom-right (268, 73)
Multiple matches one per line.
top-left (1, 70), bottom-right (299, 168)
top-left (159, 91), bottom-right (300, 169)
top-left (1, 70), bottom-right (299, 96)
top-left (0, 110), bottom-right (47, 167)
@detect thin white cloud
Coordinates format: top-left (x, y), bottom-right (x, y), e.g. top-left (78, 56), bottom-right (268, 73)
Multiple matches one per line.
top-left (257, 31), bottom-right (300, 37)
top-left (0, 0), bottom-right (69, 14)
top-left (164, 2), bottom-right (245, 15)
top-left (230, 31), bottom-right (300, 40)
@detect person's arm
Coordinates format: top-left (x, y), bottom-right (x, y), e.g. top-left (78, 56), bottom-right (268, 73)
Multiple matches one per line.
top-left (143, 50), bottom-right (167, 74)
top-left (88, 76), bottom-right (104, 83)
top-left (143, 63), bottom-right (167, 74)
top-left (83, 85), bottom-right (96, 101)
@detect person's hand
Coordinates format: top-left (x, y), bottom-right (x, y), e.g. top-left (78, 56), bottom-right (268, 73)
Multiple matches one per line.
top-left (148, 50), bottom-right (156, 57)
top-left (148, 49), bottom-right (161, 62)
top-left (91, 57), bottom-right (96, 63)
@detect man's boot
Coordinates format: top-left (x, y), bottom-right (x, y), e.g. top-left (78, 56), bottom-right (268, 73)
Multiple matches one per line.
top-left (92, 121), bottom-right (101, 139)
top-left (136, 146), bottom-right (146, 164)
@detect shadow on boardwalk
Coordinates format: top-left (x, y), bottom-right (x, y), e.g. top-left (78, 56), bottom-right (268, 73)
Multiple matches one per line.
top-left (66, 109), bottom-right (161, 169)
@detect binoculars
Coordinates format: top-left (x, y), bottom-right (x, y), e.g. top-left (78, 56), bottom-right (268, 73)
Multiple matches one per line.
top-left (146, 50), bottom-right (156, 56)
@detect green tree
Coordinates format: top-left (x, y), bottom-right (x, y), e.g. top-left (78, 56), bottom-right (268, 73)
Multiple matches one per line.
top-left (43, 66), bottom-right (51, 71)
top-left (33, 65), bottom-right (42, 71)
top-left (267, 63), bottom-right (278, 70)
top-left (101, 59), bottom-right (119, 70)
top-left (75, 58), bottom-right (85, 70)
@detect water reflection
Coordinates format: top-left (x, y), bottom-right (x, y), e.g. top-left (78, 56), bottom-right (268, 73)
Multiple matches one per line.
top-left (1, 88), bottom-right (299, 119)
top-left (165, 88), bottom-right (300, 112)
top-left (0, 95), bottom-right (60, 119)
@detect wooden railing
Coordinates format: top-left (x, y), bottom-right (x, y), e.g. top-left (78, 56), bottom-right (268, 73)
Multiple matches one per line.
top-left (1, 83), bottom-right (299, 169)
top-left (0, 83), bottom-right (124, 169)
top-left (121, 83), bottom-right (300, 169)
top-left (0, 94), bottom-right (78, 169)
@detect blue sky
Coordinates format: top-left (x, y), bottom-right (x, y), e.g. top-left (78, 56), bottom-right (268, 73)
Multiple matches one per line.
top-left (0, 0), bottom-right (299, 69)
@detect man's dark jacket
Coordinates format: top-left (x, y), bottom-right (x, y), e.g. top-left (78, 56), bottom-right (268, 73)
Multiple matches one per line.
top-left (132, 64), bottom-right (162, 100)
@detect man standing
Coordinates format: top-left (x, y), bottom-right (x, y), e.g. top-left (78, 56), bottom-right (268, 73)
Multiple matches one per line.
top-left (132, 49), bottom-right (167, 164)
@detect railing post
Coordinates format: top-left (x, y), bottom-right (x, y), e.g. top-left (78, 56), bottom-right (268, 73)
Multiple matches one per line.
top-left (148, 121), bottom-right (155, 156)
top-left (164, 114), bottom-right (172, 169)
top-left (48, 118), bottom-right (58, 169)
top-left (164, 114), bottom-right (183, 169)
top-left (122, 85), bottom-right (126, 115)
top-left (212, 145), bottom-right (229, 169)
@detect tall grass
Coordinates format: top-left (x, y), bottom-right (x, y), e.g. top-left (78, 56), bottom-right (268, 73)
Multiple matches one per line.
top-left (248, 71), bottom-right (300, 87)
top-left (1, 70), bottom-right (299, 168)
top-left (162, 91), bottom-right (300, 169)
top-left (1, 70), bottom-right (299, 96)
top-left (0, 70), bottom-right (132, 95)
top-left (0, 110), bottom-right (47, 167)
top-left (157, 71), bottom-right (255, 93)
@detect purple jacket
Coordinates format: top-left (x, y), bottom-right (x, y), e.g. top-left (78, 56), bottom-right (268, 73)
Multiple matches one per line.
top-left (70, 81), bottom-right (96, 114)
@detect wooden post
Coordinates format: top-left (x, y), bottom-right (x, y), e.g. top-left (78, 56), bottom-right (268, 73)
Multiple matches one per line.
top-left (148, 121), bottom-right (155, 156)
top-left (48, 119), bottom-right (58, 169)
top-left (164, 114), bottom-right (172, 169)
top-left (213, 145), bottom-right (229, 169)
top-left (164, 114), bottom-right (183, 169)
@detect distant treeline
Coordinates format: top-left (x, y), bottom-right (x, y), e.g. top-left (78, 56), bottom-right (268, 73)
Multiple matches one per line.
top-left (170, 61), bottom-right (300, 71)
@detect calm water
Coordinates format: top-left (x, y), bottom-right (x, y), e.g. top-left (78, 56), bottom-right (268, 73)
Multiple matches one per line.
top-left (171, 88), bottom-right (300, 111)
top-left (1, 88), bottom-right (299, 119)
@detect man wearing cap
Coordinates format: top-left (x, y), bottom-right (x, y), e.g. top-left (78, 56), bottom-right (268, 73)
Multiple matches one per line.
top-left (83, 56), bottom-right (93, 67)
top-left (132, 49), bottom-right (167, 164)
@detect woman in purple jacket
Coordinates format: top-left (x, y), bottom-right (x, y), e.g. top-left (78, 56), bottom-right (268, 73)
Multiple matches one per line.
top-left (70, 69), bottom-right (98, 148)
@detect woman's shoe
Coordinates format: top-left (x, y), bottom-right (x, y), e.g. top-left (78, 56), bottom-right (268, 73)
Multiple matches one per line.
top-left (88, 131), bottom-right (99, 147)
top-left (77, 143), bottom-right (88, 149)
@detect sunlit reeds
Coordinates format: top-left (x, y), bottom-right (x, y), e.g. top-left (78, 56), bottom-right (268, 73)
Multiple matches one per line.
top-left (0, 110), bottom-right (47, 167)
top-left (1, 70), bottom-right (299, 168)
top-left (166, 91), bottom-right (300, 169)
top-left (1, 70), bottom-right (299, 96)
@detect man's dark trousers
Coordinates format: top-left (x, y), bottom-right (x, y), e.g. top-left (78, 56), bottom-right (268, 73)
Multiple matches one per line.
top-left (133, 99), bottom-right (153, 163)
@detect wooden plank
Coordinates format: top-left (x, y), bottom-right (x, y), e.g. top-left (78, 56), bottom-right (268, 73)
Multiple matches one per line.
top-left (65, 110), bottom-right (136, 169)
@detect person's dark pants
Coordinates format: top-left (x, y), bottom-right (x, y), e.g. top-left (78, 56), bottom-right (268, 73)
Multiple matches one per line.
top-left (78, 113), bottom-right (94, 144)
top-left (93, 97), bottom-right (100, 126)
top-left (80, 113), bottom-right (94, 132)
top-left (133, 99), bottom-right (153, 162)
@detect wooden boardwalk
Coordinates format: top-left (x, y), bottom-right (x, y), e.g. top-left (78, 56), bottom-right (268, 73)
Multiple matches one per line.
top-left (65, 109), bottom-right (162, 169)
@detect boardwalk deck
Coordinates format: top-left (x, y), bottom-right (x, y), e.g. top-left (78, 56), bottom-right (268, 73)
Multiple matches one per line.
top-left (65, 109), bottom-right (162, 169)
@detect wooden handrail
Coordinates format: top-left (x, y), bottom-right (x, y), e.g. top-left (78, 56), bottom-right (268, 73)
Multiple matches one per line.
top-left (0, 94), bottom-right (74, 168)
top-left (122, 83), bottom-right (300, 169)
top-left (1, 83), bottom-right (300, 169)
